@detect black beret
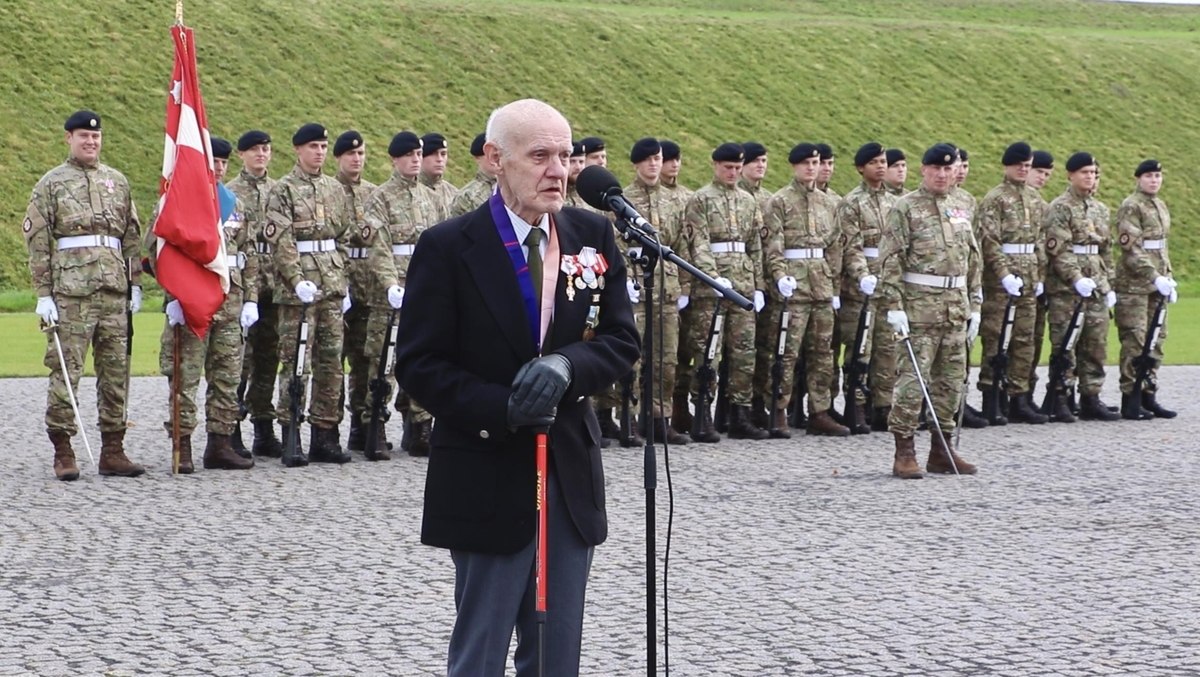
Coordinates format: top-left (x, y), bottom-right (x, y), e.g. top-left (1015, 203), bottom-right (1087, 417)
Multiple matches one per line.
top-left (421, 133), bottom-right (447, 153)
top-left (630, 137), bottom-right (661, 164)
top-left (922, 143), bottom-right (959, 167)
top-left (788, 143), bottom-right (821, 165)
top-left (816, 143), bottom-right (834, 161)
top-left (854, 142), bottom-right (885, 167)
top-left (388, 131), bottom-right (423, 158)
top-left (292, 123), bottom-right (327, 146)
top-left (712, 143), bottom-right (745, 163)
top-left (571, 140), bottom-right (585, 158)
top-left (64, 110), bottom-right (101, 132)
top-left (958, 148), bottom-right (969, 162)
top-left (237, 130), bottom-right (271, 152)
top-left (580, 136), bottom-right (605, 155)
top-left (1031, 150), bottom-right (1054, 170)
top-left (210, 137), bottom-right (233, 160)
top-left (470, 133), bottom-right (487, 157)
top-left (886, 149), bottom-right (906, 166)
top-left (660, 140), bottom-right (681, 161)
top-left (1002, 141), bottom-right (1033, 166)
top-left (1135, 159), bottom-right (1163, 177)
top-left (742, 142), bottom-right (767, 163)
top-left (333, 130), bottom-right (363, 157)
top-left (1065, 152), bottom-right (1096, 173)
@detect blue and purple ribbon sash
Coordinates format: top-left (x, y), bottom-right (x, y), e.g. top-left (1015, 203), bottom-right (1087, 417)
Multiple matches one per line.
top-left (489, 190), bottom-right (541, 354)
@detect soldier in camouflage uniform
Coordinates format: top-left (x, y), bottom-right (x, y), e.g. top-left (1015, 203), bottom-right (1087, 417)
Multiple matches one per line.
top-left (419, 132), bottom-right (455, 220)
top-left (833, 143), bottom-right (894, 432)
top-left (449, 133), bottom-right (497, 218)
top-left (684, 142), bottom-right (768, 441)
top-left (263, 123), bottom-right (354, 466)
top-left (227, 129), bottom-right (283, 458)
top-left (26, 110), bottom-right (146, 481)
top-left (974, 142), bottom-right (1050, 425)
top-left (360, 131), bottom-right (441, 457)
top-left (659, 140), bottom-right (703, 434)
top-left (1042, 151), bottom-right (1120, 423)
top-left (816, 144), bottom-right (841, 202)
top-left (331, 131), bottom-right (378, 453)
top-left (580, 136), bottom-right (607, 168)
top-left (564, 140), bottom-right (588, 208)
top-left (738, 142), bottom-right (777, 429)
top-left (878, 143), bottom-right (982, 479)
top-left (884, 149), bottom-right (908, 197)
top-left (1025, 150), bottom-right (1054, 402)
top-left (1114, 159), bottom-right (1178, 420)
top-left (149, 137), bottom-right (257, 473)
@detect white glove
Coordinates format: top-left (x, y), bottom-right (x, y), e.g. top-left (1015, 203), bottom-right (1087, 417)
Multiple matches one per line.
top-left (776, 276), bottom-right (797, 298)
top-left (859, 274), bottom-right (878, 296)
top-left (130, 286), bottom-right (143, 314)
top-left (240, 301), bottom-right (259, 329)
top-left (967, 311), bottom-right (981, 344)
top-left (1169, 289), bottom-right (1178, 304)
top-left (1105, 290), bottom-right (1117, 309)
top-left (166, 300), bottom-right (186, 327)
top-left (1074, 277), bottom-right (1097, 298)
top-left (1035, 282), bottom-right (1044, 297)
top-left (1153, 276), bottom-right (1177, 297)
top-left (341, 292), bottom-right (352, 314)
top-left (295, 281), bottom-right (318, 304)
top-left (677, 295), bottom-right (689, 310)
top-left (387, 285), bottom-right (405, 309)
top-left (713, 277), bottom-right (733, 297)
top-left (35, 296), bottom-right (58, 324)
top-left (831, 295), bottom-right (842, 310)
top-left (754, 290), bottom-right (766, 313)
top-left (626, 247), bottom-right (643, 262)
top-left (887, 310), bottom-right (910, 336)
top-left (627, 279), bottom-right (641, 304)
top-left (1001, 274), bottom-right (1024, 297)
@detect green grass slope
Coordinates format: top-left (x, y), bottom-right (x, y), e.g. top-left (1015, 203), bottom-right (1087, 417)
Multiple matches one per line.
top-left (2, 0), bottom-right (1200, 292)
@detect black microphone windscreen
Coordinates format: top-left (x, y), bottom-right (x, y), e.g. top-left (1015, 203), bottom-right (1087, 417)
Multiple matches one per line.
top-left (576, 165), bottom-right (621, 212)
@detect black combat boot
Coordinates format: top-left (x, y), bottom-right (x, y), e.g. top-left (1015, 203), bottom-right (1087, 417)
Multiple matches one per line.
top-left (871, 406), bottom-right (891, 432)
top-left (1142, 391), bottom-right (1177, 419)
top-left (961, 403), bottom-right (990, 429)
top-left (671, 392), bottom-right (693, 434)
top-left (230, 422), bottom-right (252, 459)
top-left (309, 425), bottom-right (352, 463)
top-left (364, 420), bottom-right (392, 461)
top-left (1048, 392), bottom-right (1076, 423)
top-left (750, 395), bottom-right (769, 429)
top-left (1121, 392), bottom-right (1154, 421)
top-left (346, 417), bottom-right (366, 452)
top-left (1078, 394), bottom-right (1120, 421)
top-left (253, 420), bottom-right (284, 458)
top-left (279, 423), bottom-right (309, 468)
top-left (692, 409), bottom-right (721, 444)
top-left (597, 407), bottom-right (621, 446)
top-left (729, 405), bottom-right (770, 441)
top-left (1008, 393), bottom-right (1049, 424)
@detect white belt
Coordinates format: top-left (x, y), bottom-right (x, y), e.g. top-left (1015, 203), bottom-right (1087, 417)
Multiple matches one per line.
top-left (710, 242), bottom-right (746, 254)
top-left (903, 272), bottom-right (966, 289)
top-left (226, 253), bottom-right (246, 270)
top-left (296, 239), bottom-right (337, 254)
top-left (1001, 243), bottom-right (1036, 255)
top-left (1143, 239), bottom-right (1165, 250)
top-left (348, 247), bottom-right (369, 259)
top-left (784, 248), bottom-right (824, 260)
top-left (863, 247), bottom-right (879, 259)
top-left (392, 244), bottom-right (416, 257)
top-left (56, 235), bottom-right (121, 251)
top-left (1072, 244), bottom-right (1099, 255)
top-left (256, 242), bottom-right (272, 254)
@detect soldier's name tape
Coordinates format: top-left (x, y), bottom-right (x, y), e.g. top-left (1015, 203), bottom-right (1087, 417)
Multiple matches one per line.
top-left (226, 253), bottom-right (247, 270)
top-left (863, 247), bottom-right (880, 259)
top-left (348, 248), bottom-right (370, 259)
top-left (902, 272), bottom-right (966, 289)
top-left (1143, 239), bottom-right (1165, 250)
top-left (710, 242), bottom-right (746, 254)
top-left (256, 242), bottom-right (273, 254)
top-left (1072, 244), bottom-right (1100, 255)
top-left (56, 234), bottom-right (121, 251)
top-left (1000, 243), bottom-right (1036, 255)
top-left (296, 239), bottom-right (337, 254)
top-left (392, 244), bottom-right (416, 257)
top-left (783, 248), bottom-right (825, 260)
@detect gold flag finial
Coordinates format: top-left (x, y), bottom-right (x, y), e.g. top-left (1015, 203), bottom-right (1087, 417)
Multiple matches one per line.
top-left (175, 0), bottom-right (183, 25)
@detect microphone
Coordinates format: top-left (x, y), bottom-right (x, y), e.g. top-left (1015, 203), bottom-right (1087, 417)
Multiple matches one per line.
top-left (576, 165), bottom-right (657, 234)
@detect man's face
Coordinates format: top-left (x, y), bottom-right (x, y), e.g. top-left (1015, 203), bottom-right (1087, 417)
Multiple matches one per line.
top-left (662, 157), bottom-right (681, 180)
top-left (585, 150), bottom-right (607, 167)
top-left (239, 143), bottom-right (272, 176)
top-left (818, 158), bottom-right (834, 184)
top-left (793, 157), bottom-right (820, 185)
top-left (394, 149), bottom-right (422, 179)
top-left (713, 160), bottom-right (742, 187)
top-left (886, 160), bottom-right (907, 187)
top-left (295, 141), bottom-right (328, 174)
top-left (1093, 166), bottom-right (1102, 194)
top-left (743, 155), bottom-right (768, 182)
top-left (921, 164), bottom-right (955, 195)
top-left (214, 158), bottom-right (229, 182)
top-left (1068, 165), bottom-right (1097, 193)
top-left (422, 148), bottom-right (448, 179)
top-left (1138, 171), bottom-right (1163, 195)
top-left (66, 130), bottom-right (102, 165)
top-left (337, 147), bottom-right (366, 177)
top-left (858, 154), bottom-right (887, 186)
top-left (487, 117), bottom-right (572, 218)
top-left (636, 152), bottom-right (663, 185)
top-left (954, 160), bottom-right (969, 186)
top-left (568, 156), bottom-right (585, 182)
top-left (1004, 160), bottom-right (1032, 184)
top-left (1027, 167), bottom-right (1052, 190)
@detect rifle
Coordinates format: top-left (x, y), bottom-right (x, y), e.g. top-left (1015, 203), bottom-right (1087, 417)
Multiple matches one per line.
top-left (768, 298), bottom-right (791, 432)
top-left (842, 302), bottom-right (873, 435)
top-left (1040, 297), bottom-right (1085, 419)
top-left (690, 303), bottom-right (724, 440)
top-left (365, 308), bottom-right (399, 460)
top-left (233, 330), bottom-right (249, 451)
top-left (786, 355), bottom-right (808, 428)
top-left (713, 342), bottom-right (730, 433)
top-left (983, 296), bottom-right (1017, 424)
top-left (284, 303), bottom-right (311, 464)
top-left (618, 369), bottom-right (639, 446)
top-left (125, 259), bottom-right (135, 425)
top-left (1129, 294), bottom-right (1167, 415)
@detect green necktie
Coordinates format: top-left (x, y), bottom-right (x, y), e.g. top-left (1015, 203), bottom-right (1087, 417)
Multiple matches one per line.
top-left (525, 227), bottom-right (544, 309)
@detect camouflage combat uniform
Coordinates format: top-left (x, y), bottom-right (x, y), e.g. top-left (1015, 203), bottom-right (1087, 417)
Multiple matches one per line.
top-left (664, 179), bottom-right (700, 400)
top-left (449, 169), bottom-right (497, 218)
top-left (740, 177), bottom-right (779, 413)
top-left (1027, 188), bottom-right (1051, 396)
top-left (1113, 188), bottom-right (1172, 395)
top-left (336, 170), bottom-right (377, 432)
top-left (419, 170), bottom-right (455, 222)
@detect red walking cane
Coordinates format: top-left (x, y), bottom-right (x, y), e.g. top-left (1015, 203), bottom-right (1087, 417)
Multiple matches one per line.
top-left (534, 426), bottom-right (549, 677)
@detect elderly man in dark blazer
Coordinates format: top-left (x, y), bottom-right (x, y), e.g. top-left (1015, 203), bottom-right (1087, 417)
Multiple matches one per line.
top-left (394, 98), bottom-right (640, 677)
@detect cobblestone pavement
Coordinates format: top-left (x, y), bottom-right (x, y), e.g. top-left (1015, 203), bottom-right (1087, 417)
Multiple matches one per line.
top-left (1, 367), bottom-right (1198, 676)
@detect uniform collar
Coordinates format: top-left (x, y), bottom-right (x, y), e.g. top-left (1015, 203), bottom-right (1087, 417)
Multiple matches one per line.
top-left (335, 169), bottom-right (362, 187)
top-left (393, 171), bottom-right (419, 188)
top-left (418, 171), bottom-right (442, 189)
top-left (292, 163), bottom-right (323, 181)
top-left (239, 168), bottom-right (269, 186)
top-left (66, 156), bottom-right (98, 171)
top-left (476, 169), bottom-right (498, 185)
top-left (634, 176), bottom-right (660, 192)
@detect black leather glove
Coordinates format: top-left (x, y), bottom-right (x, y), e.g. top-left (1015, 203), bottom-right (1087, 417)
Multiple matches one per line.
top-left (507, 396), bottom-right (556, 429)
top-left (511, 354), bottom-right (573, 419)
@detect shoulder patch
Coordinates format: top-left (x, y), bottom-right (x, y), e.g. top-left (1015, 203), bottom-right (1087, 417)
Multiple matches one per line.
top-left (361, 225), bottom-right (372, 240)
top-left (264, 222), bottom-right (277, 238)
top-left (1119, 232), bottom-right (1130, 246)
top-left (1045, 237), bottom-right (1057, 251)
top-left (22, 217), bottom-right (31, 233)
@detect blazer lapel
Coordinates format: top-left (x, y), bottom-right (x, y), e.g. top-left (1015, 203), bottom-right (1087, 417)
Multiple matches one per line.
top-left (546, 210), bottom-right (589, 352)
top-left (461, 206), bottom-right (537, 361)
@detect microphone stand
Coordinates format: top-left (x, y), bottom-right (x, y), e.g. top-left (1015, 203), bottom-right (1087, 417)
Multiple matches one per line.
top-left (613, 215), bottom-right (751, 677)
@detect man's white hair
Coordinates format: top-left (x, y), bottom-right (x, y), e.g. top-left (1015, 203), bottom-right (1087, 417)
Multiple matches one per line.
top-left (485, 99), bottom-right (571, 157)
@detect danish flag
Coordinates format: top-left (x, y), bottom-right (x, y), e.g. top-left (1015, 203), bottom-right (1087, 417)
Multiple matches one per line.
top-left (153, 24), bottom-right (229, 339)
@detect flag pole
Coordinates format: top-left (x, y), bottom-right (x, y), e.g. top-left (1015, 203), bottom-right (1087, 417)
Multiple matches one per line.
top-left (175, 0), bottom-right (183, 25)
